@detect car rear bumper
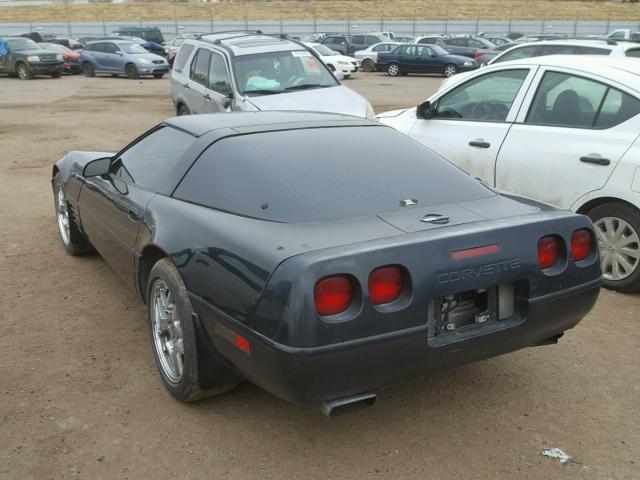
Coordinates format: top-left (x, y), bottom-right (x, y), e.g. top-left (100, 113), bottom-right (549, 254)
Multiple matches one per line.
top-left (191, 278), bottom-right (601, 405)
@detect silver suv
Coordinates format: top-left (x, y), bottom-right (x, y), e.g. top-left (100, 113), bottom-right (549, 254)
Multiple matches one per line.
top-left (171, 31), bottom-right (374, 118)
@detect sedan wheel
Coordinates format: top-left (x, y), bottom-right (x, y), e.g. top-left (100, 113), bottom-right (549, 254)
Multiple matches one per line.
top-left (594, 217), bottom-right (640, 282)
top-left (83, 62), bottom-right (95, 77)
top-left (126, 63), bottom-right (139, 80)
top-left (444, 64), bottom-right (458, 78)
top-left (387, 63), bottom-right (400, 77)
top-left (151, 279), bottom-right (184, 384)
top-left (361, 58), bottom-right (375, 72)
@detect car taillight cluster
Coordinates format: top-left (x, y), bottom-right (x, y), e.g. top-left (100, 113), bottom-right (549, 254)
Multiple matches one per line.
top-left (537, 229), bottom-right (594, 270)
top-left (314, 265), bottom-right (405, 316)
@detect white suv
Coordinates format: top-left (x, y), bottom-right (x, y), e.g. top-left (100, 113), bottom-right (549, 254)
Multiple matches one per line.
top-left (378, 56), bottom-right (640, 292)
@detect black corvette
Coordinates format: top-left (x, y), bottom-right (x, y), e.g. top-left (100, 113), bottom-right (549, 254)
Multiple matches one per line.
top-left (52, 112), bottom-right (601, 415)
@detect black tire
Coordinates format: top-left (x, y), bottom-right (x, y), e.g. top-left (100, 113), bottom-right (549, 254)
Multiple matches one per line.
top-left (361, 58), bottom-right (375, 73)
top-left (52, 175), bottom-right (94, 256)
top-left (177, 103), bottom-right (190, 116)
top-left (443, 63), bottom-right (458, 78)
top-left (82, 62), bottom-right (95, 77)
top-left (153, 72), bottom-right (165, 79)
top-left (588, 202), bottom-right (640, 293)
top-left (387, 63), bottom-right (400, 77)
top-left (16, 62), bottom-right (32, 80)
top-left (125, 63), bottom-right (139, 80)
top-left (146, 258), bottom-right (237, 401)
top-left (111, 74), bottom-right (119, 78)
top-left (343, 74), bottom-right (351, 79)
top-left (50, 72), bottom-right (61, 78)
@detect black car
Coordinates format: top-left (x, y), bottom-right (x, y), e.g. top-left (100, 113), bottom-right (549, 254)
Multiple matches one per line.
top-left (0, 36), bottom-right (63, 79)
top-left (377, 44), bottom-right (477, 77)
top-left (438, 36), bottom-right (497, 58)
top-left (52, 112), bottom-right (601, 415)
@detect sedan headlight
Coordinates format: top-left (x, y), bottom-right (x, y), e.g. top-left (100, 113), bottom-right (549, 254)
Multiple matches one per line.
top-left (463, 61), bottom-right (475, 67)
top-left (26, 55), bottom-right (40, 62)
top-left (137, 58), bottom-right (152, 65)
top-left (366, 102), bottom-right (376, 120)
top-left (56, 54), bottom-right (63, 61)
top-left (338, 60), bottom-right (349, 65)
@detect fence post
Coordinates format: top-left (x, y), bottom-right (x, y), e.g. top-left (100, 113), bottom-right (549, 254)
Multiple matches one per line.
top-left (508, 10), bottom-right (512, 33)
top-left (245, 7), bottom-right (248, 31)
top-left (573, 15), bottom-right (578, 37)
top-left (606, 12), bottom-right (611, 35)
top-left (380, 7), bottom-right (384, 32)
top-left (412, 9), bottom-right (416, 36)
top-left (475, 16), bottom-right (479, 35)
top-left (174, 5), bottom-right (178, 36)
top-left (210, 6), bottom-right (214, 34)
top-left (313, 13), bottom-right (317, 34)
top-left (347, 8), bottom-right (351, 33)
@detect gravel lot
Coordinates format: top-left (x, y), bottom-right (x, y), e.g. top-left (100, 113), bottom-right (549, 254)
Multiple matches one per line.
top-left (1, 73), bottom-right (639, 480)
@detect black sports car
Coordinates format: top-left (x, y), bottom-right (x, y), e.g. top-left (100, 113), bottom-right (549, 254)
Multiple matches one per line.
top-left (52, 112), bottom-right (601, 416)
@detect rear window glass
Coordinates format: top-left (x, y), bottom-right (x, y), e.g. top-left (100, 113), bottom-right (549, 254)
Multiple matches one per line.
top-left (174, 43), bottom-right (195, 71)
top-left (174, 127), bottom-right (494, 223)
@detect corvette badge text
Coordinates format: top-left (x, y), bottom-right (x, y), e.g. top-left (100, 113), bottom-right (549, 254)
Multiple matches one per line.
top-left (437, 259), bottom-right (522, 284)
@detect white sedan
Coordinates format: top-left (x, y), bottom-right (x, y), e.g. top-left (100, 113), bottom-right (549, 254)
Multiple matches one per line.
top-left (378, 56), bottom-right (640, 292)
top-left (305, 42), bottom-right (359, 78)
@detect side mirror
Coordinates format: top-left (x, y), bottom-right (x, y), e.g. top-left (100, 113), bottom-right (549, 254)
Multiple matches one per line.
top-left (416, 100), bottom-right (435, 120)
top-left (223, 91), bottom-right (234, 111)
top-left (83, 157), bottom-right (111, 177)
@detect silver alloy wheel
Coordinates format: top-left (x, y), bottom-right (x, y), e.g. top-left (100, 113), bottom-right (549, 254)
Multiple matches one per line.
top-left (151, 279), bottom-right (184, 383)
top-left (388, 64), bottom-right (399, 76)
top-left (444, 65), bottom-right (457, 77)
top-left (17, 64), bottom-right (29, 79)
top-left (56, 187), bottom-right (71, 245)
top-left (594, 216), bottom-right (640, 281)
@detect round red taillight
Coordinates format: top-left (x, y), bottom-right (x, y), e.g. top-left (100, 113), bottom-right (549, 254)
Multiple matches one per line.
top-left (368, 266), bottom-right (403, 305)
top-left (314, 275), bottom-right (353, 316)
top-left (538, 236), bottom-right (559, 269)
top-left (571, 229), bottom-right (593, 262)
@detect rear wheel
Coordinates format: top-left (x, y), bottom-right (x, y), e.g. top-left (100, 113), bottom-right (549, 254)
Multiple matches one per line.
top-left (443, 64), bottom-right (458, 78)
top-left (387, 63), bottom-right (400, 77)
top-left (53, 176), bottom-right (94, 256)
top-left (50, 72), bottom-right (61, 79)
top-left (589, 202), bottom-right (640, 292)
top-left (147, 258), bottom-right (237, 401)
top-left (16, 63), bottom-right (32, 80)
top-left (125, 63), bottom-right (139, 80)
top-left (111, 73), bottom-right (119, 78)
top-left (153, 72), bottom-right (164, 79)
top-left (361, 58), bottom-right (375, 72)
top-left (82, 62), bottom-right (95, 77)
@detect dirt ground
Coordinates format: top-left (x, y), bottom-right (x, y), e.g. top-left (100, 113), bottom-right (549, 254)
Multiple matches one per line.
top-left (0, 72), bottom-right (638, 480)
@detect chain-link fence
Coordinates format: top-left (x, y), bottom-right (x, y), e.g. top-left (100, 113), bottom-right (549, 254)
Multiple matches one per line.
top-left (1, 19), bottom-right (639, 40)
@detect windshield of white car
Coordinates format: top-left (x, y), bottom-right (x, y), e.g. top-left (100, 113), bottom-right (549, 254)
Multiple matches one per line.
top-left (233, 50), bottom-right (338, 96)
top-left (6, 38), bottom-right (40, 52)
top-left (120, 43), bottom-right (148, 54)
top-left (313, 44), bottom-right (339, 56)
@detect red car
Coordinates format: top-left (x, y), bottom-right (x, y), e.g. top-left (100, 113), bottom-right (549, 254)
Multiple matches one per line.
top-left (38, 42), bottom-right (81, 73)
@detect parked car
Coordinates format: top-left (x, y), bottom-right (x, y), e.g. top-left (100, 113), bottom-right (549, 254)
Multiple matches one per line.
top-left (165, 34), bottom-right (202, 65)
top-left (394, 36), bottom-right (415, 43)
top-left (112, 26), bottom-right (164, 44)
top-left (415, 35), bottom-right (496, 58)
top-left (354, 41), bottom-right (402, 72)
top-left (487, 39), bottom-right (640, 65)
top-left (51, 111), bottom-right (601, 413)
top-left (474, 42), bottom-right (518, 64)
top-left (0, 36), bottom-right (63, 79)
top-left (171, 32), bottom-right (373, 118)
top-left (478, 35), bottom-right (513, 46)
top-left (321, 33), bottom-right (387, 55)
top-left (305, 42), bottom-right (359, 78)
top-left (377, 43), bottom-right (477, 77)
top-left (38, 42), bottom-right (81, 73)
top-left (42, 35), bottom-right (82, 50)
top-left (80, 40), bottom-right (169, 79)
top-left (378, 56), bottom-right (640, 292)
top-left (514, 33), bottom-right (568, 43)
top-left (99, 35), bottom-right (166, 57)
top-left (606, 29), bottom-right (640, 42)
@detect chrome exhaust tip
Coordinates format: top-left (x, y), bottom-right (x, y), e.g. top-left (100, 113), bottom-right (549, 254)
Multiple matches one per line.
top-left (320, 392), bottom-right (377, 417)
